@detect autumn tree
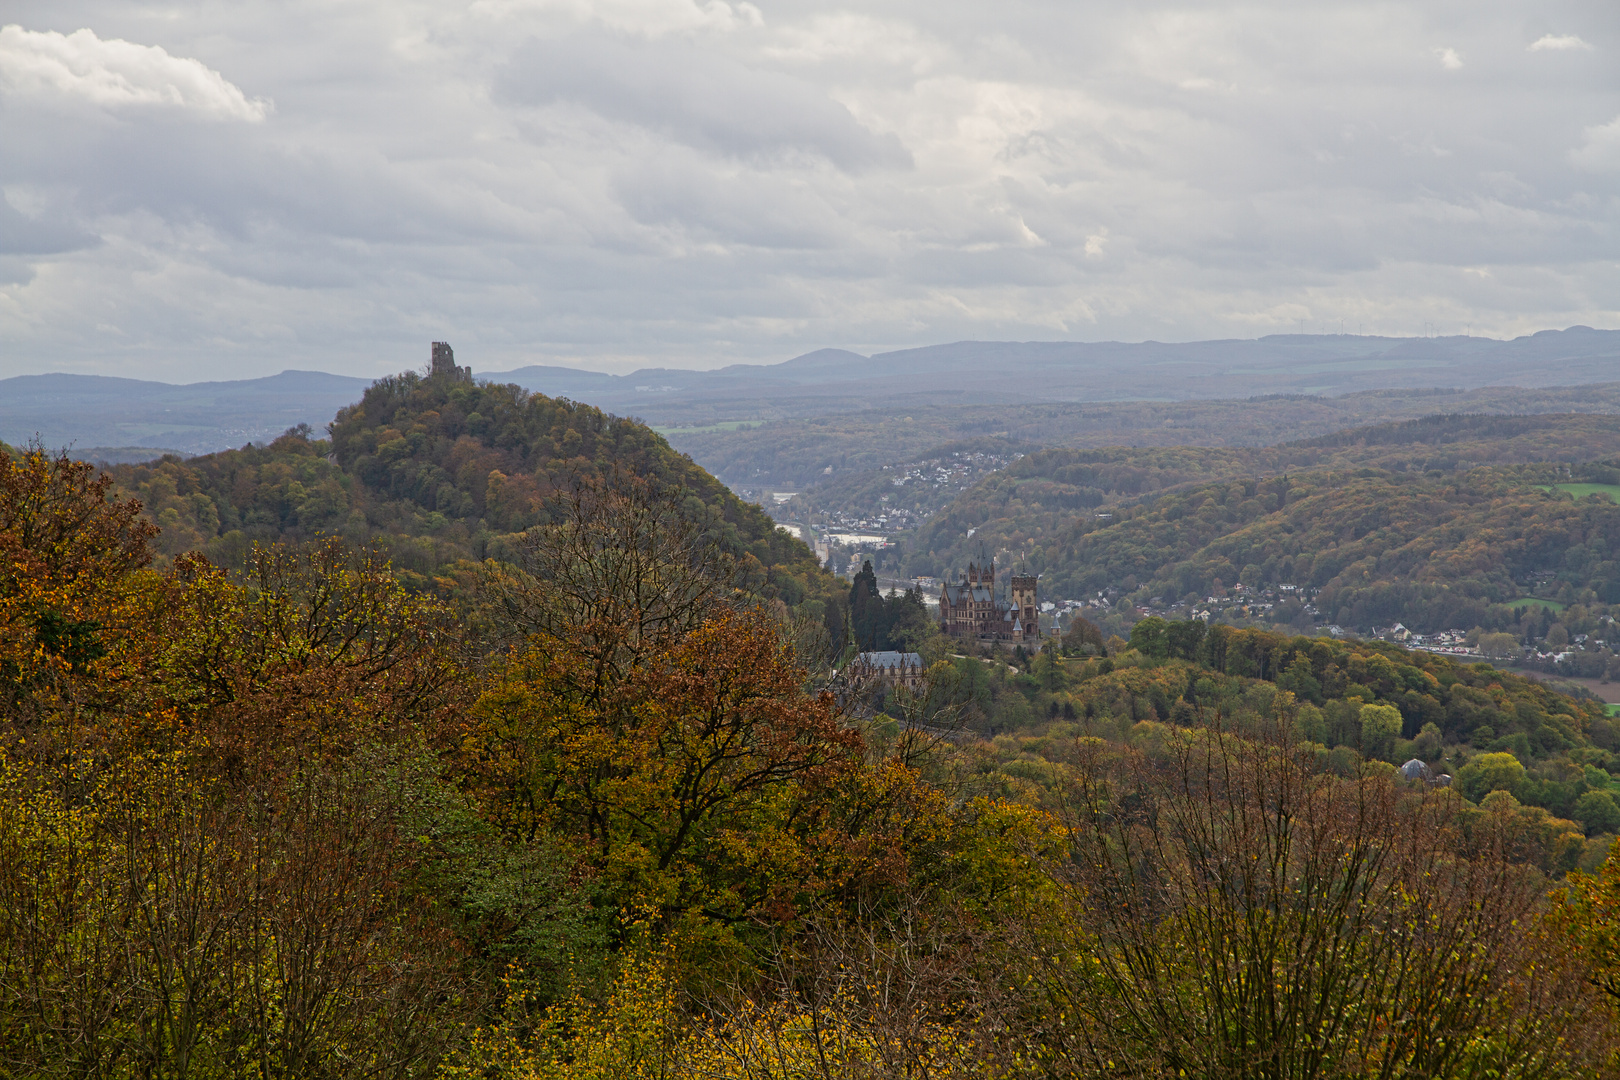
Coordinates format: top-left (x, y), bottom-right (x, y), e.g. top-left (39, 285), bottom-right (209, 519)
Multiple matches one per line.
top-left (1552, 837), bottom-right (1620, 1016)
top-left (1029, 719), bottom-right (1613, 1078)
top-left (471, 605), bottom-right (860, 925)
top-left (485, 471), bottom-right (743, 696)
top-left (0, 745), bottom-right (469, 1079)
top-left (0, 465), bottom-right (482, 1078)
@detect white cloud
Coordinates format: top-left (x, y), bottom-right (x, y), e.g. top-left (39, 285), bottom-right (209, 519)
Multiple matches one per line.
top-left (0, 25), bottom-right (270, 121)
top-left (761, 13), bottom-right (947, 73)
top-left (1529, 34), bottom-right (1592, 51)
top-left (470, 0), bottom-right (762, 37)
top-left (1434, 47), bottom-right (1463, 70)
top-left (0, 193), bottom-right (96, 256)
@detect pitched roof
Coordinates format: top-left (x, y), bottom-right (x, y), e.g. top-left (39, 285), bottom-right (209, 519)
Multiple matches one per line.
top-left (857, 651), bottom-right (923, 670)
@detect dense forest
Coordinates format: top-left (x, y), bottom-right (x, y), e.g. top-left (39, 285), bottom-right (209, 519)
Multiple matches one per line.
top-left (9, 436), bottom-right (1620, 1076)
top-left (907, 413), bottom-right (1620, 551)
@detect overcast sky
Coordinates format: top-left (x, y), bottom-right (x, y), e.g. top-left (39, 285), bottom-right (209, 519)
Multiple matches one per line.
top-left (1, 0), bottom-right (1616, 382)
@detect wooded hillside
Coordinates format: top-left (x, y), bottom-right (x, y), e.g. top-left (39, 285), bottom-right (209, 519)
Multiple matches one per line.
top-left (904, 415), bottom-right (1620, 632)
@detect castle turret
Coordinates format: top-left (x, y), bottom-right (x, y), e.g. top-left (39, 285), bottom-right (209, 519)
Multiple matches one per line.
top-left (1010, 573), bottom-right (1038, 640)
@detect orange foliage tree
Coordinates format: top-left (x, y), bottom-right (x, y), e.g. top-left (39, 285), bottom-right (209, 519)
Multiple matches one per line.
top-left (0, 447), bottom-right (158, 720)
top-left (472, 605), bottom-right (862, 923)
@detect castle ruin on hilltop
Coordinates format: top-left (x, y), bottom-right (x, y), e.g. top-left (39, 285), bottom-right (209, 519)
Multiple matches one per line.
top-left (431, 341), bottom-right (473, 383)
top-left (939, 560), bottom-right (1039, 645)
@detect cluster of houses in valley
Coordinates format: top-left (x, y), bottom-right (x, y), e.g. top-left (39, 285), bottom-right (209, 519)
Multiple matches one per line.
top-left (878, 448), bottom-right (1023, 495)
top-left (1385, 626), bottom-right (1475, 655)
top-left (1186, 583), bottom-right (1321, 624)
top-left (1025, 582), bottom-right (1325, 631)
top-left (767, 449), bottom-right (1030, 577)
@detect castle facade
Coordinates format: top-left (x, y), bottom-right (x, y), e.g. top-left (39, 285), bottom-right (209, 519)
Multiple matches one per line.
top-left (939, 561), bottom-right (1038, 644)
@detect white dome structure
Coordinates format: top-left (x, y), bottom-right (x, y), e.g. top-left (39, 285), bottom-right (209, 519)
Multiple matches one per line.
top-left (1399, 759), bottom-right (1434, 782)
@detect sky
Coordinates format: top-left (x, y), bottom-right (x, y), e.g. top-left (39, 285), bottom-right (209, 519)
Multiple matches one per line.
top-left (0, 0), bottom-right (1616, 382)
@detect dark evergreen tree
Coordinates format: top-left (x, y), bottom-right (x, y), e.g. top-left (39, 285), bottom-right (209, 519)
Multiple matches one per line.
top-left (849, 560), bottom-right (885, 648)
top-left (848, 562), bottom-right (933, 651)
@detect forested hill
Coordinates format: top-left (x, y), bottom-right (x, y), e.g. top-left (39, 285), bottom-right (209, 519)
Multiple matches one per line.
top-left (913, 414), bottom-right (1620, 553)
top-left (100, 371), bottom-right (832, 605)
top-left (903, 414), bottom-right (1620, 631)
top-left (1014, 466), bottom-right (1620, 630)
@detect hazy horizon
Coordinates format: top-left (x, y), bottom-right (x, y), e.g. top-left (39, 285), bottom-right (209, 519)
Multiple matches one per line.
top-left (1, 324), bottom-right (1614, 387)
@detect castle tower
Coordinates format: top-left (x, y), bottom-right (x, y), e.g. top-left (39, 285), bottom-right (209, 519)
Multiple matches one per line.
top-left (1010, 573), bottom-right (1038, 639)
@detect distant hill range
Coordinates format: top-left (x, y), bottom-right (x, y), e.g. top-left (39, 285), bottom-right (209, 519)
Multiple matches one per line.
top-left (490, 326), bottom-right (1620, 426)
top-left (0, 370), bottom-right (372, 458)
top-left (4, 327), bottom-right (1616, 459)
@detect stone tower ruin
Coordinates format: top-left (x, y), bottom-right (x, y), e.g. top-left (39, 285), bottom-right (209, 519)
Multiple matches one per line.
top-left (430, 341), bottom-right (472, 382)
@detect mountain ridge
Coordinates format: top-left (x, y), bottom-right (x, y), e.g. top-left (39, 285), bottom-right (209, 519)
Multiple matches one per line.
top-left (5, 327), bottom-right (1617, 456)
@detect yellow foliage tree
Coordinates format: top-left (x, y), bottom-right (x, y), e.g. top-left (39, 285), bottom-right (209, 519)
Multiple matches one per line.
top-left (445, 926), bottom-right (1011, 1080)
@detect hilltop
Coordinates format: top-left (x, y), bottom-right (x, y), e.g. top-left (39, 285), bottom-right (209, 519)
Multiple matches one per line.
top-left (99, 371), bottom-right (839, 616)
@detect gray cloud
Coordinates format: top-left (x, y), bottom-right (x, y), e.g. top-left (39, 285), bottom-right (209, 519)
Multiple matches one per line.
top-left (0, 0), bottom-right (1615, 382)
top-left (0, 194), bottom-right (97, 256)
top-left (498, 34), bottom-right (911, 172)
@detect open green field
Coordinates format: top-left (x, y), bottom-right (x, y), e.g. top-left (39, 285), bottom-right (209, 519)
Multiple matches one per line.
top-left (1499, 597), bottom-right (1567, 613)
top-left (653, 420), bottom-right (762, 436)
top-left (1544, 483), bottom-right (1620, 503)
